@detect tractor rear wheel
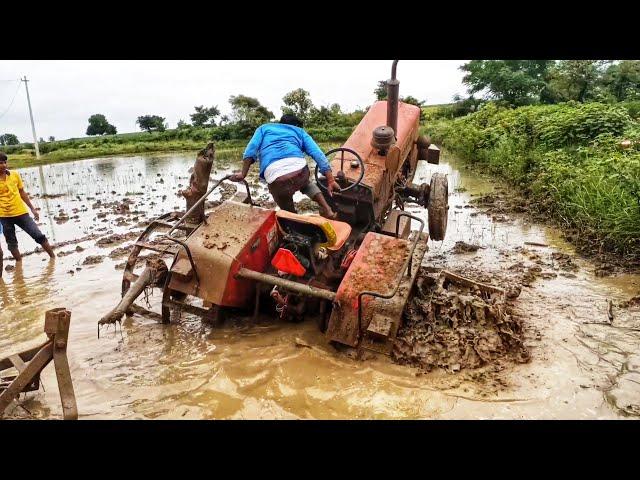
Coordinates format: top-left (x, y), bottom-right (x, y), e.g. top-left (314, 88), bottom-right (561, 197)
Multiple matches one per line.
top-left (428, 173), bottom-right (449, 241)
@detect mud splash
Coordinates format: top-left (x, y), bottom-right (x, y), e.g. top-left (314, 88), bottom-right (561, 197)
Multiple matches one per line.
top-left (1, 151), bottom-right (639, 419)
top-left (394, 268), bottom-right (529, 373)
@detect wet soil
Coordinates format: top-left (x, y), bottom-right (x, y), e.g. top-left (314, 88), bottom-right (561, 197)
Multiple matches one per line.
top-left (1, 152), bottom-right (639, 419)
top-left (394, 267), bottom-right (530, 373)
top-left (469, 187), bottom-right (640, 276)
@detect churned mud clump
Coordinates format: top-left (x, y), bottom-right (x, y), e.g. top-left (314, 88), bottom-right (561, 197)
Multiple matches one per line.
top-left (82, 255), bottom-right (105, 265)
top-left (619, 296), bottom-right (640, 309)
top-left (393, 268), bottom-right (530, 373)
top-left (451, 241), bottom-right (481, 254)
top-left (294, 198), bottom-right (316, 213)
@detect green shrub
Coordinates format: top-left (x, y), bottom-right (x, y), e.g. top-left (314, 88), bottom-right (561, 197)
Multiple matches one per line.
top-left (426, 101), bottom-right (640, 255)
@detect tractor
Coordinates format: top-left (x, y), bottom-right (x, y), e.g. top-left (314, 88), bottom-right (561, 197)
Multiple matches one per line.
top-left (100, 60), bottom-right (449, 355)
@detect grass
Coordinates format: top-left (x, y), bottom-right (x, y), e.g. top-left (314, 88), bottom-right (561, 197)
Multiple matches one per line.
top-left (3, 125), bottom-right (354, 169)
top-left (425, 101), bottom-right (640, 257)
top-left (6, 138), bottom-right (345, 170)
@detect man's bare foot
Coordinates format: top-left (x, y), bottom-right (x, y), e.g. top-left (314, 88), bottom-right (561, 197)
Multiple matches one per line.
top-left (42, 241), bottom-right (55, 258)
top-left (320, 208), bottom-right (338, 220)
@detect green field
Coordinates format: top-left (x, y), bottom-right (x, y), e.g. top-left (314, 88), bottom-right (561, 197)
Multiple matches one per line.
top-left (2, 125), bottom-right (355, 169)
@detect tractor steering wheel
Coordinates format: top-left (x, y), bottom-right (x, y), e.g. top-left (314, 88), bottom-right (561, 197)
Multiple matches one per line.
top-left (315, 147), bottom-right (366, 193)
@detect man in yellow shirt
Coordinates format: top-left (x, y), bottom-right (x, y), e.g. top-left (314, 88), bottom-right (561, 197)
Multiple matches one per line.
top-left (0, 152), bottom-right (55, 264)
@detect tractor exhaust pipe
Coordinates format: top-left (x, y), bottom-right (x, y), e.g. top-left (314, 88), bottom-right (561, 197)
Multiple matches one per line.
top-left (386, 60), bottom-right (400, 138)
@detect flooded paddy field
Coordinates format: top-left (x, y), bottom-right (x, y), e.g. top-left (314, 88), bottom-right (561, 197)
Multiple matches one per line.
top-left (1, 151), bottom-right (639, 419)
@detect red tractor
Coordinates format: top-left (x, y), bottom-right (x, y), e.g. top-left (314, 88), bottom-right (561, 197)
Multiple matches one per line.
top-left (105, 60), bottom-right (449, 355)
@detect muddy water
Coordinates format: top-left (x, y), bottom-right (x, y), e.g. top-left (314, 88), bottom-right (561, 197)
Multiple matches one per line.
top-left (1, 152), bottom-right (639, 419)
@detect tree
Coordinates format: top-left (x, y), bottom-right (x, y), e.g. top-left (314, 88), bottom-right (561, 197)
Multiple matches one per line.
top-left (543, 61), bottom-right (609, 103)
top-left (39, 137), bottom-right (44, 143)
top-left (219, 115), bottom-right (229, 126)
top-left (177, 119), bottom-right (190, 129)
top-left (282, 88), bottom-right (314, 123)
top-left (48, 136), bottom-right (55, 142)
top-left (190, 105), bottom-right (220, 127)
top-left (86, 114), bottom-right (117, 136)
top-left (460, 60), bottom-right (554, 106)
top-left (449, 94), bottom-right (484, 117)
top-left (136, 115), bottom-right (166, 133)
top-left (307, 103), bottom-right (343, 127)
top-left (400, 96), bottom-right (427, 122)
top-left (229, 95), bottom-right (274, 136)
top-left (401, 96), bottom-right (425, 108)
top-left (602, 60), bottom-right (640, 101)
top-left (0, 133), bottom-right (19, 145)
top-left (374, 80), bottom-right (388, 100)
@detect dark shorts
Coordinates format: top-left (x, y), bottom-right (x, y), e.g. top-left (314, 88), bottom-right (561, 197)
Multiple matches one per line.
top-left (0, 214), bottom-right (47, 250)
top-left (267, 166), bottom-right (321, 213)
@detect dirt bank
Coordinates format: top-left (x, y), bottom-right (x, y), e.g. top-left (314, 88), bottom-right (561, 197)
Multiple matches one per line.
top-left (469, 189), bottom-right (640, 276)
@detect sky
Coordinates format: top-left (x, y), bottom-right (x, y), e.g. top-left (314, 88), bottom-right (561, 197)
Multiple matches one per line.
top-left (0, 60), bottom-right (469, 142)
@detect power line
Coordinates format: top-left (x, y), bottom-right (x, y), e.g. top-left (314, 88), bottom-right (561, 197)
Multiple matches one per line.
top-left (0, 80), bottom-right (22, 121)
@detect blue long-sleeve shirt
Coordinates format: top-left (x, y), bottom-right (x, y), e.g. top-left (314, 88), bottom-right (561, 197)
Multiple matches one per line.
top-left (243, 123), bottom-right (331, 180)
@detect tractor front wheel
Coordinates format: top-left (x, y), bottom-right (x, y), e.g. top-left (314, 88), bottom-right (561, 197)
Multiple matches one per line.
top-left (427, 173), bottom-right (449, 241)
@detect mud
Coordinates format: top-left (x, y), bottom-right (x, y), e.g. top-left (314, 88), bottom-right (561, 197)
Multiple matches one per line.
top-left (295, 198), bottom-right (317, 213)
top-left (469, 190), bottom-right (640, 276)
top-left (451, 241), bottom-right (481, 254)
top-left (109, 246), bottom-right (132, 259)
top-left (82, 255), bottom-right (105, 265)
top-left (394, 267), bottom-right (529, 373)
top-left (96, 232), bottom-right (142, 247)
top-left (1, 151), bottom-right (639, 419)
top-left (619, 296), bottom-right (640, 309)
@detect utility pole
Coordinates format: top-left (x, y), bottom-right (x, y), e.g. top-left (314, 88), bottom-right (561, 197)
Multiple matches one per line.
top-left (21, 76), bottom-right (40, 159)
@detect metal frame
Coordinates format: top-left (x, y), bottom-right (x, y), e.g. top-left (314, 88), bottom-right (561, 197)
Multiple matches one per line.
top-left (356, 213), bottom-right (425, 333)
top-left (160, 175), bottom-right (256, 290)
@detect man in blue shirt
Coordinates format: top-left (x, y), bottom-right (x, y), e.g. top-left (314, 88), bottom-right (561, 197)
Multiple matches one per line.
top-left (229, 114), bottom-right (340, 219)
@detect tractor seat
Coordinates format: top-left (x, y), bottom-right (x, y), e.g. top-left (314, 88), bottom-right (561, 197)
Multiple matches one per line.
top-left (275, 210), bottom-right (351, 251)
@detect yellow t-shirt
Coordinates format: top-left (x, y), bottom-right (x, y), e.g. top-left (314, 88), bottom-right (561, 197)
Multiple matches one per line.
top-left (0, 171), bottom-right (29, 217)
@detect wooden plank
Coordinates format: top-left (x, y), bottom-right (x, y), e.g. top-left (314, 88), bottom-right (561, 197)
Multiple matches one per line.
top-left (123, 271), bottom-right (139, 283)
top-left (8, 355), bottom-right (26, 373)
top-left (0, 343), bottom-right (53, 415)
top-left (0, 343), bottom-right (45, 371)
top-left (51, 310), bottom-right (77, 420)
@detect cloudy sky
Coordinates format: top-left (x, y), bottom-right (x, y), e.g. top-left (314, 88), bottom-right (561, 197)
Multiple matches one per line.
top-left (0, 60), bottom-right (468, 142)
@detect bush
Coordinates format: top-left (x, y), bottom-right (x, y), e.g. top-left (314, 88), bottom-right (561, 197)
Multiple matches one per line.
top-left (426, 101), bottom-right (640, 255)
top-left (621, 100), bottom-right (640, 120)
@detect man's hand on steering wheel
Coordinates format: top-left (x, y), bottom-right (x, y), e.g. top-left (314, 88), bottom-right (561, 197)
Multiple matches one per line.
top-left (315, 148), bottom-right (365, 195)
top-left (324, 170), bottom-right (341, 197)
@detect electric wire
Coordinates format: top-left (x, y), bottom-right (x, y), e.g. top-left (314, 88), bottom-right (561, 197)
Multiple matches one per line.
top-left (0, 80), bottom-right (22, 121)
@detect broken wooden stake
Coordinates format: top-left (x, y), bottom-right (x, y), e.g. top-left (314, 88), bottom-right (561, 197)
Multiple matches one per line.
top-left (0, 308), bottom-right (77, 420)
top-left (180, 142), bottom-right (215, 223)
top-left (99, 258), bottom-right (168, 325)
